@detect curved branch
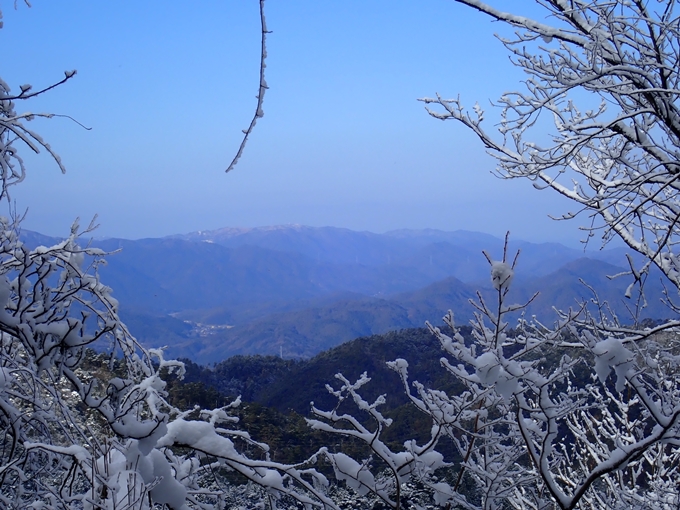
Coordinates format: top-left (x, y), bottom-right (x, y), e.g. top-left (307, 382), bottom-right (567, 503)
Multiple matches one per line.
top-left (225, 0), bottom-right (269, 173)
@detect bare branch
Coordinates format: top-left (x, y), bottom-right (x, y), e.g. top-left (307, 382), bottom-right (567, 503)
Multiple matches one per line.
top-left (225, 0), bottom-right (269, 173)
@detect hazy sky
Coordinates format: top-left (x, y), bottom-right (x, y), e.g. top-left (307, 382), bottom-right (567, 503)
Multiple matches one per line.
top-left (2, 1), bottom-right (591, 245)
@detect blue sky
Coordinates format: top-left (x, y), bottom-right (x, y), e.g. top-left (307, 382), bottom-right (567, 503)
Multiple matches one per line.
top-left (2, 1), bottom-right (588, 245)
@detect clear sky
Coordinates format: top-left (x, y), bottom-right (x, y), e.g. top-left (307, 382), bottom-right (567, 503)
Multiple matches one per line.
top-left (2, 1), bottom-right (589, 245)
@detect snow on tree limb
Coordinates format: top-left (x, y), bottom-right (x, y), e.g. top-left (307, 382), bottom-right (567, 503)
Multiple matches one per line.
top-left (421, 0), bottom-right (680, 292)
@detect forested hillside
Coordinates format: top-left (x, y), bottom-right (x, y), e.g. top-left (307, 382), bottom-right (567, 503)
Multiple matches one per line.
top-left (178, 327), bottom-right (467, 412)
top-left (164, 327), bottom-right (470, 463)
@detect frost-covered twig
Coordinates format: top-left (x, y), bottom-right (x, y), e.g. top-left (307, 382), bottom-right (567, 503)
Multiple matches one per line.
top-left (225, 0), bottom-right (269, 173)
top-left (421, 0), bottom-right (680, 297)
top-left (308, 372), bottom-right (449, 510)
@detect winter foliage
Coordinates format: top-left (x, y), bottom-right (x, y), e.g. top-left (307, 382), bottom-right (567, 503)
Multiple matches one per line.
top-left (2, 0), bottom-right (680, 509)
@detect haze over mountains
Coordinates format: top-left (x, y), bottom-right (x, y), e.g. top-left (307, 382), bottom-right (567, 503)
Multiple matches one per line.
top-left (21, 225), bottom-right (670, 364)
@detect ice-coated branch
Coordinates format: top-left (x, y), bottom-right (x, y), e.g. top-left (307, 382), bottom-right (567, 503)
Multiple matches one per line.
top-left (225, 0), bottom-right (270, 173)
top-left (421, 0), bottom-right (680, 294)
top-left (0, 7), bottom-right (85, 198)
top-left (308, 372), bottom-right (449, 509)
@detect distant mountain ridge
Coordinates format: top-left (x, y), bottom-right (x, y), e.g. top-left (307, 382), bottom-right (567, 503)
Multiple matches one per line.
top-left (171, 224), bottom-right (640, 274)
top-left (17, 225), bottom-right (670, 364)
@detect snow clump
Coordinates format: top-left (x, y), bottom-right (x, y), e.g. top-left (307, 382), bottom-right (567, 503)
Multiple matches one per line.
top-left (491, 261), bottom-right (514, 291)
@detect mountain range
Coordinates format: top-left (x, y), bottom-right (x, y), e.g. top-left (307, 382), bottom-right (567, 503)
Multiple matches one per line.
top-left (20, 225), bottom-right (671, 364)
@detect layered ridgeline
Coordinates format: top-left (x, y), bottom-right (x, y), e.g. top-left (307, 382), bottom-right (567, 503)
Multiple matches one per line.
top-left (22, 225), bottom-right (667, 364)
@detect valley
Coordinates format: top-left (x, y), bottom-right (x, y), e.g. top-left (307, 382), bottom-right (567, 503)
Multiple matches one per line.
top-left (21, 225), bottom-right (666, 364)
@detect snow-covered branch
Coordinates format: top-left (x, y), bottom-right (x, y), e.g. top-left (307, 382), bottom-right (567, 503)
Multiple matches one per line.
top-left (421, 0), bottom-right (680, 291)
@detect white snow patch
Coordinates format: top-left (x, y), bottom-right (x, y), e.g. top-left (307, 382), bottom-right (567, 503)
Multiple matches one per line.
top-left (491, 261), bottom-right (514, 290)
top-left (593, 337), bottom-right (634, 392)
